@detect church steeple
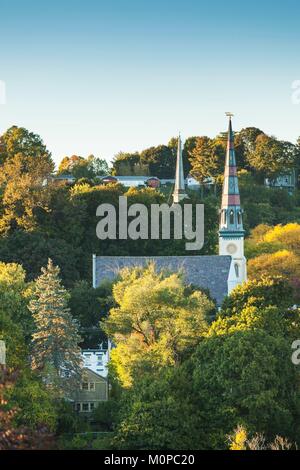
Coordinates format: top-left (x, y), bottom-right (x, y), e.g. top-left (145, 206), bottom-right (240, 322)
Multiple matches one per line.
top-left (219, 114), bottom-right (244, 235)
top-left (219, 113), bottom-right (247, 286)
top-left (173, 134), bottom-right (188, 203)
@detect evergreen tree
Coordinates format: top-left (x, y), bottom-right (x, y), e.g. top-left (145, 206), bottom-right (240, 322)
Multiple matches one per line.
top-left (29, 259), bottom-right (82, 395)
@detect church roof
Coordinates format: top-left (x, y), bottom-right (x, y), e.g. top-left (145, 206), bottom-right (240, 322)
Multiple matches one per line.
top-left (94, 255), bottom-right (232, 306)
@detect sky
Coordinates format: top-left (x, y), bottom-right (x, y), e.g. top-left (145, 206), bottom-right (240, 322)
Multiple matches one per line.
top-left (0, 0), bottom-right (300, 167)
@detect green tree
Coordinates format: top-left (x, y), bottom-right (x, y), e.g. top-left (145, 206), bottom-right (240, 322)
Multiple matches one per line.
top-left (89, 156), bottom-right (109, 177)
top-left (0, 366), bottom-right (54, 450)
top-left (0, 262), bottom-right (33, 338)
top-left (29, 259), bottom-right (82, 395)
top-left (0, 230), bottom-right (82, 287)
top-left (113, 368), bottom-right (206, 450)
top-left (112, 152), bottom-right (141, 176)
top-left (114, 302), bottom-right (300, 449)
top-left (9, 370), bottom-right (57, 432)
top-left (140, 145), bottom-right (175, 178)
top-left (102, 263), bottom-right (214, 387)
top-left (0, 126), bottom-right (51, 164)
top-left (246, 134), bottom-right (298, 182)
top-left (0, 149), bottom-right (54, 232)
top-left (58, 154), bottom-right (109, 180)
top-left (188, 136), bottom-right (224, 184)
top-left (221, 276), bottom-right (294, 316)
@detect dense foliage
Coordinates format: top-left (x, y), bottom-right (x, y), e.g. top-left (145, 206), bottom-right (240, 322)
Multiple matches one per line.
top-left (1, 124), bottom-right (300, 449)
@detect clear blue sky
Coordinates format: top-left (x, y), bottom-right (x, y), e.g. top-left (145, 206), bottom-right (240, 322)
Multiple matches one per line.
top-left (0, 0), bottom-right (300, 166)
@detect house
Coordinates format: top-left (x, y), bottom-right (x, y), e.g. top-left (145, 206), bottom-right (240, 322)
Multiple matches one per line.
top-left (81, 349), bottom-right (109, 378)
top-left (72, 368), bottom-right (108, 413)
top-left (52, 173), bottom-right (76, 184)
top-left (264, 170), bottom-right (297, 194)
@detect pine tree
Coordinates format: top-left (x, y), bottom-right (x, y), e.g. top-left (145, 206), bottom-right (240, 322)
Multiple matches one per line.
top-left (29, 259), bottom-right (82, 395)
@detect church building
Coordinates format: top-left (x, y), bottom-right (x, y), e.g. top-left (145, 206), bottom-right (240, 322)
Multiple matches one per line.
top-left (93, 116), bottom-right (247, 307)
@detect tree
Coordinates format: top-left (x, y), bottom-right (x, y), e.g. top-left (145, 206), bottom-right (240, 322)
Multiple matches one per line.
top-left (227, 425), bottom-right (295, 450)
top-left (0, 127), bottom-right (54, 233)
top-left (188, 136), bottom-right (224, 184)
top-left (221, 276), bottom-right (294, 316)
top-left (29, 259), bottom-right (82, 395)
top-left (8, 370), bottom-right (57, 432)
top-left (112, 368), bottom-right (206, 450)
top-left (248, 251), bottom-right (300, 302)
top-left (236, 127), bottom-right (265, 159)
top-left (246, 134), bottom-right (298, 182)
top-left (187, 310), bottom-right (300, 448)
top-left (57, 155), bottom-right (85, 175)
top-left (88, 155), bottom-right (109, 177)
top-left (57, 154), bottom-right (109, 180)
top-left (244, 224), bottom-right (300, 302)
top-left (0, 126), bottom-right (51, 164)
top-left (0, 229), bottom-right (82, 288)
top-left (112, 152), bottom-right (141, 176)
top-left (111, 270), bottom-right (300, 450)
top-left (140, 145), bottom-right (175, 178)
top-left (0, 262), bottom-right (33, 341)
top-left (0, 149), bottom-right (54, 232)
top-left (102, 263), bottom-right (215, 387)
top-left (0, 366), bottom-right (54, 450)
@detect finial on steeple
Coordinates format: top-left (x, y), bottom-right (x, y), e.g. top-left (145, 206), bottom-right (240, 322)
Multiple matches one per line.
top-left (225, 112), bottom-right (234, 119)
top-left (172, 133), bottom-right (188, 203)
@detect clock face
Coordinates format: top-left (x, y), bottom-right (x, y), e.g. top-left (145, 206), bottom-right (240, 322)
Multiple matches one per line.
top-left (227, 243), bottom-right (237, 254)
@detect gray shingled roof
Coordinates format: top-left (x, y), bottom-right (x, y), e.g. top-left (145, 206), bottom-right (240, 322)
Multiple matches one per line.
top-left (94, 255), bottom-right (231, 306)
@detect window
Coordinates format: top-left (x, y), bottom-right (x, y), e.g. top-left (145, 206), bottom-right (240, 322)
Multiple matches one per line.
top-left (76, 403), bottom-right (81, 412)
top-left (82, 403), bottom-right (89, 412)
top-left (89, 382), bottom-right (95, 391)
top-left (82, 382), bottom-right (89, 390)
top-left (229, 210), bottom-right (234, 225)
top-left (234, 263), bottom-right (239, 278)
top-left (89, 403), bottom-right (95, 411)
top-left (237, 211), bottom-right (241, 225)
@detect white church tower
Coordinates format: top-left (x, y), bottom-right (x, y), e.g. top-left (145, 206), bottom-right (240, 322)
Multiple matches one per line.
top-left (219, 114), bottom-right (247, 289)
top-left (173, 134), bottom-right (188, 203)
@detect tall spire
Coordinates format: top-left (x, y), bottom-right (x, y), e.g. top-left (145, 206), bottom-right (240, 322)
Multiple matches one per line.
top-left (173, 134), bottom-right (188, 203)
top-left (219, 114), bottom-right (244, 235)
